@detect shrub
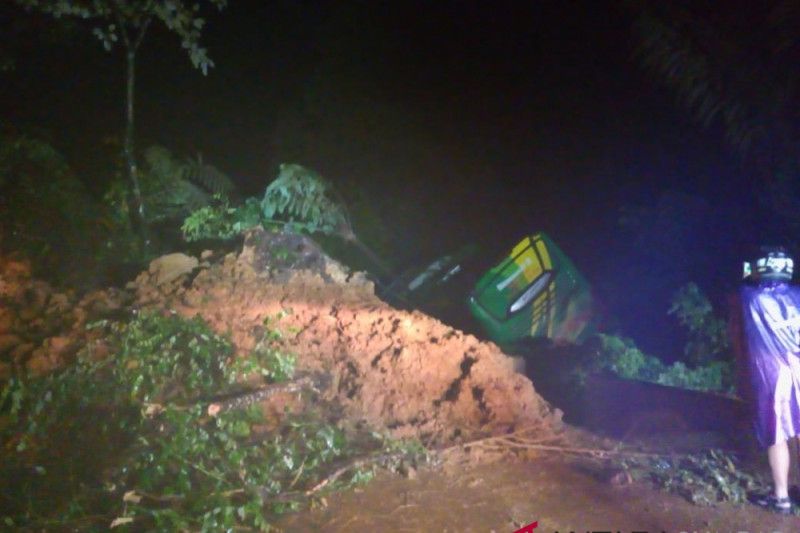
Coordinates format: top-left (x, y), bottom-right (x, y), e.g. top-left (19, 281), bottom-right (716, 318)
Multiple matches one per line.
top-left (0, 311), bottom-right (401, 531)
top-left (668, 283), bottom-right (730, 366)
top-left (593, 333), bottom-right (735, 394)
top-left (182, 163), bottom-right (353, 242)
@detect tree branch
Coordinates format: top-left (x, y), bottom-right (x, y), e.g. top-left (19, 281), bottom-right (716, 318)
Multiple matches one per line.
top-left (132, 14), bottom-right (152, 51)
top-left (206, 374), bottom-right (327, 417)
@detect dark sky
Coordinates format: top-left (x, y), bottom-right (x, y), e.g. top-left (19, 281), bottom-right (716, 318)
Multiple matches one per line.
top-left (2, 1), bottom-right (757, 358)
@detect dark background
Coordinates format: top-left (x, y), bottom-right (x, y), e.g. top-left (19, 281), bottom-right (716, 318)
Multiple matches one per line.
top-left (0, 1), bottom-right (765, 360)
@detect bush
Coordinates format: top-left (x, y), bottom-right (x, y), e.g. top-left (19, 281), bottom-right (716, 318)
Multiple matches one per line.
top-left (593, 333), bottom-right (735, 394)
top-left (0, 311), bottom-right (406, 531)
top-left (668, 283), bottom-right (730, 366)
top-left (182, 163), bottom-right (353, 242)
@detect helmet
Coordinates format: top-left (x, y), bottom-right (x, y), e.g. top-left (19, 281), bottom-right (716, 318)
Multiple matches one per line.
top-left (744, 247), bottom-right (794, 281)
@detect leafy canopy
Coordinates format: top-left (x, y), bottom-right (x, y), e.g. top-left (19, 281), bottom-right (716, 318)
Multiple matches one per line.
top-left (14, 0), bottom-right (227, 73)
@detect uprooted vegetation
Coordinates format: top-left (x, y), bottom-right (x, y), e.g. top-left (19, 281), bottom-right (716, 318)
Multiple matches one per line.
top-left (0, 307), bottom-right (427, 530)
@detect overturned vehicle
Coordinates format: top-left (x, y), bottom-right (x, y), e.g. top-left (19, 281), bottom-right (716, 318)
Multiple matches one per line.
top-left (381, 232), bottom-right (747, 440)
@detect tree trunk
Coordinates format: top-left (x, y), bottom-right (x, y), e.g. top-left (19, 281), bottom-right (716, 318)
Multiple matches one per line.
top-left (124, 48), bottom-right (149, 250)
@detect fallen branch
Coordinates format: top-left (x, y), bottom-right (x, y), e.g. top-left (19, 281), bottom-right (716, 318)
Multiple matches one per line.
top-left (207, 374), bottom-right (324, 416)
top-left (239, 451), bottom-right (409, 503)
top-left (434, 427), bottom-right (697, 460)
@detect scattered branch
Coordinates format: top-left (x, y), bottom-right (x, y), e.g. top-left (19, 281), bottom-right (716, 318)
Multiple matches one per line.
top-left (206, 374), bottom-right (326, 416)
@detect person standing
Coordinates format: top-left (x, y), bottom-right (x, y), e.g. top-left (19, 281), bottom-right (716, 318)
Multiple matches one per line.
top-left (741, 247), bottom-right (800, 514)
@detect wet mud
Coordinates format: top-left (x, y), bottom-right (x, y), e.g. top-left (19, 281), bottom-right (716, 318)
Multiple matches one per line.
top-left (277, 454), bottom-right (800, 533)
top-left (132, 228), bottom-right (558, 445)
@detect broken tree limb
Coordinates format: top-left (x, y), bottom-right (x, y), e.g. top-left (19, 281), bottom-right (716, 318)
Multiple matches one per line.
top-left (240, 451), bottom-right (409, 503)
top-left (434, 427), bottom-right (700, 460)
top-left (207, 374), bottom-right (326, 416)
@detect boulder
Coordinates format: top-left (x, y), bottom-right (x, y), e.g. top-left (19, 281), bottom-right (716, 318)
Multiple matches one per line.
top-left (148, 253), bottom-right (199, 286)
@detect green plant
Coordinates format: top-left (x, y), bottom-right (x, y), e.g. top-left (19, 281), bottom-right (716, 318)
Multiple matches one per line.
top-left (14, 0), bottom-right (227, 248)
top-left (669, 283), bottom-right (730, 366)
top-left (261, 163), bottom-right (352, 237)
top-left (103, 145), bottom-right (241, 261)
top-left (591, 333), bottom-right (735, 394)
top-left (619, 448), bottom-right (767, 506)
top-left (182, 163), bottom-right (353, 242)
top-left (0, 311), bottom-right (386, 531)
top-left (181, 195), bottom-right (262, 242)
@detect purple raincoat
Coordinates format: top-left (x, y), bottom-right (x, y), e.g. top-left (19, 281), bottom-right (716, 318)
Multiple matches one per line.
top-left (742, 282), bottom-right (800, 447)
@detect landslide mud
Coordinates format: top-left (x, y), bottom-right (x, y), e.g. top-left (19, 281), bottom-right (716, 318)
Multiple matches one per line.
top-left (276, 455), bottom-right (800, 532)
top-left (131, 229), bottom-right (557, 444)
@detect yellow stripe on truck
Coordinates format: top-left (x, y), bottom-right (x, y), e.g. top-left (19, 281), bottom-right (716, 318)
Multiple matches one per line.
top-left (534, 235), bottom-right (552, 269)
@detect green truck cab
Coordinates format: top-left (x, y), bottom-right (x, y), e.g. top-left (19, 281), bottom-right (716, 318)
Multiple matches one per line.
top-left (468, 232), bottom-right (596, 348)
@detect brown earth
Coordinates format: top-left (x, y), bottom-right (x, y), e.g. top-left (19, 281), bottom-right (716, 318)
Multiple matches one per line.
top-left (130, 228), bottom-right (559, 445)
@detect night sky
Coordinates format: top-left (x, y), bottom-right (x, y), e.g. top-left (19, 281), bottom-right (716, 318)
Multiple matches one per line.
top-left (1, 1), bottom-right (766, 359)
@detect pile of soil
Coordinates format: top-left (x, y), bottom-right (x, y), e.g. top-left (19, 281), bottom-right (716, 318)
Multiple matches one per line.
top-left (130, 228), bottom-right (559, 444)
top-left (0, 255), bottom-right (129, 377)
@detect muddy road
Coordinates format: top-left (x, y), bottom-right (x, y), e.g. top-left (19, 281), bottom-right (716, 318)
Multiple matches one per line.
top-left (277, 454), bottom-right (799, 533)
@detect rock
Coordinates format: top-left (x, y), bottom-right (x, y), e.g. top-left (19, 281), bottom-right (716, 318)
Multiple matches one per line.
top-left (201, 250), bottom-right (214, 260)
top-left (79, 288), bottom-right (127, 317)
top-left (26, 348), bottom-right (59, 376)
top-left (324, 257), bottom-right (350, 284)
top-left (148, 253), bottom-right (199, 286)
top-left (45, 336), bottom-right (78, 362)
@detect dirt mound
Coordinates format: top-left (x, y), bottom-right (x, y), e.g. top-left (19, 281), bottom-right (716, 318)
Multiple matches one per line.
top-left (131, 228), bottom-right (557, 444)
top-left (0, 255), bottom-right (130, 377)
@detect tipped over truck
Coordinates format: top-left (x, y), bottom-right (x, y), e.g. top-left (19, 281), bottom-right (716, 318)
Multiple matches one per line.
top-left (468, 232), bottom-right (597, 348)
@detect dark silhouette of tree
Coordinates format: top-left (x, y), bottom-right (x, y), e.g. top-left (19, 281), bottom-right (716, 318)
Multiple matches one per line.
top-left (630, 1), bottom-right (800, 237)
top-left (13, 0), bottom-right (227, 249)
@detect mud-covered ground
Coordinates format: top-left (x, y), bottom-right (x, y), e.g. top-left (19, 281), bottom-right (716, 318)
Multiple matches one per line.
top-left (2, 229), bottom-right (798, 532)
top-left (277, 452), bottom-right (800, 533)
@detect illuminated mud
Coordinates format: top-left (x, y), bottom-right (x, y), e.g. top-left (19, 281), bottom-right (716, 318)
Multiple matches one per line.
top-left (131, 229), bottom-right (558, 445)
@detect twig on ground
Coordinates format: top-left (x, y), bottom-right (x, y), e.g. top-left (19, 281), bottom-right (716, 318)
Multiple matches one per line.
top-left (434, 426), bottom-right (694, 460)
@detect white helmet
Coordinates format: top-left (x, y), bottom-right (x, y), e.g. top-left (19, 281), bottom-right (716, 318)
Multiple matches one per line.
top-left (744, 247), bottom-right (794, 281)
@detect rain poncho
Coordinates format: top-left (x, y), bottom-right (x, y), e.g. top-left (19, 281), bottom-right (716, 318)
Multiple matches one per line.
top-left (742, 282), bottom-right (800, 447)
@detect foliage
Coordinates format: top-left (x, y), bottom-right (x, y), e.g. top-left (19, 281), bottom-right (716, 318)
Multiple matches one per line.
top-left (181, 196), bottom-right (262, 242)
top-left (261, 163), bottom-right (352, 237)
top-left (13, 0), bottom-right (228, 249)
top-left (591, 333), bottom-right (735, 394)
top-left (630, 2), bottom-right (800, 157)
top-left (0, 311), bottom-right (407, 531)
top-left (668, 283), bottom-right (730, 366)
top-left (13, 0), bottom-right (227, 74)
top-left (103, 145), bottom-right (239, 261)
top-left (629, 2), bottom-right (800, 241)
top-left (105, 145), bottom-right (234, 225)
top-left (619, 448), bottom-right (767, 506)
top-left (182, 163), bottom-right (354, 242)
